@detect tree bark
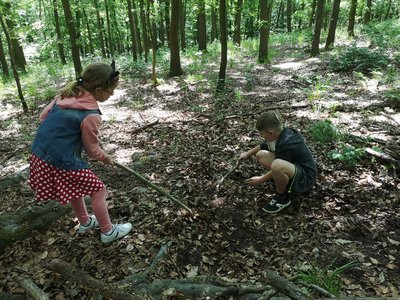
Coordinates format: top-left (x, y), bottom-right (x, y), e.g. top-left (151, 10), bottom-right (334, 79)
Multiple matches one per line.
top-left (61, 0), bottom-right (82, 75)
top-left (94, 0), bottom-right (106, 57)
top-left (233, 0), bottom-right (243, 45)
top-left (325, 0), bottom-right (341, 50)
top-left (364, 0), bottom-right (372, 23)
top-left (258, 0), bottom-right (273, 63)
top-left (217, 0), bottom-right (227, 91)
top-left (179, 0), bottom-right (186, 51)
top-left (82, 8), bottom-right (94, 55)
top-left (53, 0), bottom-right (67, 64)
top-left (309, 0), bottom-right (317, 27)
top-left (13, 276), bottom-right (49, 300)
top-left (286, 0), bottom-right (292, 32)
top-left (104, 0), bottom-right (113, 57)
top-left (169, 0), bottom-right (184, 76)
top-left (140, 0), bottom-right (149, 62)
top-left (0, 30), bottom-right (10, 77)
top-left (127, 0), bottom-right (138, 61)
top-left (310, 0), bottom-right (325, 57)
top-left (0, 15), bottom-right (28, 113)
top-left (347, 0), bottom-right (357, 37)
top-left (197, 0), bottom-right (207, 51)
top-left (211, 1), bottom-right (218, 41)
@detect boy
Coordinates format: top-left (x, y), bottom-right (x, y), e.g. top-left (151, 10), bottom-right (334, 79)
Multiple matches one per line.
top-left (239, 111), bottom-right (316, 213)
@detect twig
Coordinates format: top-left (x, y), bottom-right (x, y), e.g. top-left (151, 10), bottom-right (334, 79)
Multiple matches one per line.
top-left (216, 160), bottom-right (241, 191)
top-left (115, 162), bottom-right (193, 214)
top-left (131, 119), bottom-right (159, 134)
top-left (297, 280), bottom-right (336, 298)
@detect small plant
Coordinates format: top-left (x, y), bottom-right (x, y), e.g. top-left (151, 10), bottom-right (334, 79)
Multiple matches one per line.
top-left (296, 261), bottom-right (358, 296)
top-left (308, 120), bottom-right (340, 144)
top-left (329, 47), bottom-right (390, 74)
top-left (329, 143), bottom-right (365, 166)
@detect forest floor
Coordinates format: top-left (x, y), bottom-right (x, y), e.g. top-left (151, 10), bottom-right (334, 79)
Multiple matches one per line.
top-left (0, 43), bottom-right (399, 299)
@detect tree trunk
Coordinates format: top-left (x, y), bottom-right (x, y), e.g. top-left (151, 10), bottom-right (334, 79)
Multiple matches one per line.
top-left (0, 31), bottom-right (10, 77)
top-left (310, 0), bottom-right (325, 57)
top-left (276, 0), bottom-right (284, 28)
top-left (127, 0), bottom-right (138, 61)
top-left (384, 0), bottom-right (392, 20)
top-left (258, 0), bottom-right (273, 63)
top-left (347, 0), bottom-right (357, 37)
top-left (364, 0), bottom-right (372, 23)
top-left (82, 8), bottom-right (94, 55)
top-left (211, 1), bottom-right (218, 41)
top-left (61, 0), bottom-right (82, 75)
top-left (169, 0), bottom-right (184, 76)
top-left (4, 2), bottom-right (26, 72)
top-left (325, 0), bottom-right (341, 50)
top-left (233, 0), bottom-right (243, 45)
top-left (197, 0), bottom-right (207, 51)
top-left (131, 0), bottom-right (143, 57)
top-left (104, 0), bottom-right (113, 57)
top-left (309, 0), bottom-right (317, 27)
top-left (165, 0), bottom-right (171, 47)
top-left (217, 0), bottom-right (227, 91)
top-left (180, 0), bottom-right (186, 51)
top-left (94, 0), bottom-right (106, 57)
top-left (140, 0), bottom-right (149, 62)
top-left (286, 0), bottom-right (292, 32)
top-left (0, 15), bottom-right (28, 113)
top-left (53, 0), bottom-right (67, 64)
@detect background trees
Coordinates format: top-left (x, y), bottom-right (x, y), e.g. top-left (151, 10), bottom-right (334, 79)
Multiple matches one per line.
top-left (1, 0), bottom-right (400, 110)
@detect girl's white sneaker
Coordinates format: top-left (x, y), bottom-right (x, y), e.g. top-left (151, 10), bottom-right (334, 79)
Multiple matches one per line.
top-left (78, 216), bottom-right (99, 234)
top-left (101, 223), bottom-right (132, 244)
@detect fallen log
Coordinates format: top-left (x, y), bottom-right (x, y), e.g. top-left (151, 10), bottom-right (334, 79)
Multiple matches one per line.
top-left (48, 259), bottom-right (151, 300)
top-left (13, 276), bottom-right (49, 300)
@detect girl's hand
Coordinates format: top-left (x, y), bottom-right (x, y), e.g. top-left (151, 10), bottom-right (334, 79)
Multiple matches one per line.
top-left (245, 176), bottom-right (264, 186)
top-left (102, 154), bottom-right (114, 166)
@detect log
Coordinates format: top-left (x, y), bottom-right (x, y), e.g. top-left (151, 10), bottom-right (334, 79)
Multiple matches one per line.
top-left (115, 162), bottom-right (193, 214)
top-left (365, 148), bottom-right (399, 165)
top-left (0, 202), bottom-right (71, 254)
top-left (13, 276), bottom-right (49, 300)
top-left (0, 167), bottom-right (28, 192)
top-left (48, 259), bottom-right (151, 300)
top-left (264, 270), bottom-right (307, 300)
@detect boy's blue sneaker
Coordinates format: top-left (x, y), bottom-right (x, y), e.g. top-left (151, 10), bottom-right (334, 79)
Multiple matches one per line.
top-left (78, 216), bottom-right (99, 234)
top-left (262, 193), bottom-right (291, 213)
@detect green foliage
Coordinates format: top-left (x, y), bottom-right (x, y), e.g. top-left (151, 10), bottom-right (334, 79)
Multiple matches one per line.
top-left (384, 88), bottom-right (400, 109)
top-left (362, 20), bottom-right (400, 50)
top-left (308, 120), bottom-right (340, 144)
top-left (329, 47), bottom-right (390, 74)
top-left (328, 143), bottom-right (365, 166)
top-left (297, 261), bottom-right (358, 296)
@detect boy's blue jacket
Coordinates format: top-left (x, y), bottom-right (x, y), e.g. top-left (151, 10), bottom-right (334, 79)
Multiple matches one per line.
top-left (31, 103), bottom-right (101, 170)
top-left (260, 127), bottom-right (317, 192)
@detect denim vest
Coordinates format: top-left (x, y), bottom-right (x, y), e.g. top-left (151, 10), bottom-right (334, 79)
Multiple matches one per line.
top-left (31, 103), bottom-right (101, 170)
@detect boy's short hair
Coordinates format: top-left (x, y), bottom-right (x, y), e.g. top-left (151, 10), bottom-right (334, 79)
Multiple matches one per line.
top-left (256, 111), bottom-right (284, 132)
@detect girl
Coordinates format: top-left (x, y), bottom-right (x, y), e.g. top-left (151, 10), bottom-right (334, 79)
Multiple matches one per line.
top-left (29, 61), bottom-right (132, 244)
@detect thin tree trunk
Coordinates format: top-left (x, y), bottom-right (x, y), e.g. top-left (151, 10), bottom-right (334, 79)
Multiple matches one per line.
top-left (169, 0), bottom-right (184, 76)
top-left (159, 1), bottom-right (165, 46)
top-left (53, 0), bottom-right (67, 64)
top-left (286, 0), bottom-right (292, 32)
top-left (165, 0), bottom-right (171, 47)
top-left (233, 0), bottom-right (243, 45)
top-left (131, 0), bottom-right (143, 57)
top-left (364, 0), bottom-right (372, 23)
top-left (276, 0), bottom-right (284, 28)
top-left (105, 0), bottom-right (113, 57)
top-left (127, 0), bottom-right (138, 61)
top-left (211, 1), bottom-right (218, 41)
top-left (83, 8), bottom-right (94, 55)
top-left (140, 0), bottom-right (149, 62)
top-left (0, 15), bottom-right (28, 113)
top-left (325, 0), bottom-right (341, 50)
top-left (180, 0), bottom-right (186, 50)
top-left (197, 0), bottom-right (207, 51)
top-left (217, 0), bottom-right (227, 91)
top-left (258, 0), bottom-right (273, 63)
top-left (94, 0), bottom-right (106, 57)
top-left (347, 0), bottom-right (357, 37)
top-left (61, 0), bottom-right (82, 75)
top-left (310, 0), bottom-right (325, 57)
top-left (384, 0), bottom-right (392, 20)
top-left (0, 31), bottom-right (10, 77)
top-left (309, 0), bottom-right (317, 27)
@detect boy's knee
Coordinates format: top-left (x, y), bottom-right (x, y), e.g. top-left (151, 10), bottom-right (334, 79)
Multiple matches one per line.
top-left (271, 159), bottom-right (295, 176)
top-left (256, 150), bottom-right (275, 166)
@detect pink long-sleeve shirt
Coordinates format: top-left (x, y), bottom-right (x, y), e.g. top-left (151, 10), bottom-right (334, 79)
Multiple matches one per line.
top-left (39, 91), bottom-right (107, 162)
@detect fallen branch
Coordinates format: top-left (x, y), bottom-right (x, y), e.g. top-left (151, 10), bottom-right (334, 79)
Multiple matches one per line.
top-left (48, 259), bottom-right (151, 300)
top-left (264, 270), bottom-right (307, 300)
top-left (13, 276), bottom-right (49, 300)
top-left (115, 162), bottom-right (193, 214)
top-left (216, 160), bottom-right (241, 191)
top-left (131, 119), bottom-right (159, 134)
top-left (365, 148), bottom-right (399, 165)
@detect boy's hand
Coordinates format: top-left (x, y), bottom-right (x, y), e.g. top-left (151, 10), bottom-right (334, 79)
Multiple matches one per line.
top-left (245, 176), bottom-right (265, 186)
top-left (239, 152), bottom-right (250, 160)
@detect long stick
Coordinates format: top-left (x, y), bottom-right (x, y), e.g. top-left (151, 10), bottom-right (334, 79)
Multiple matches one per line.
top-left (216, 160), bottom-right (241, 191)
top-left (114, 162), bottom-right (193, 214)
